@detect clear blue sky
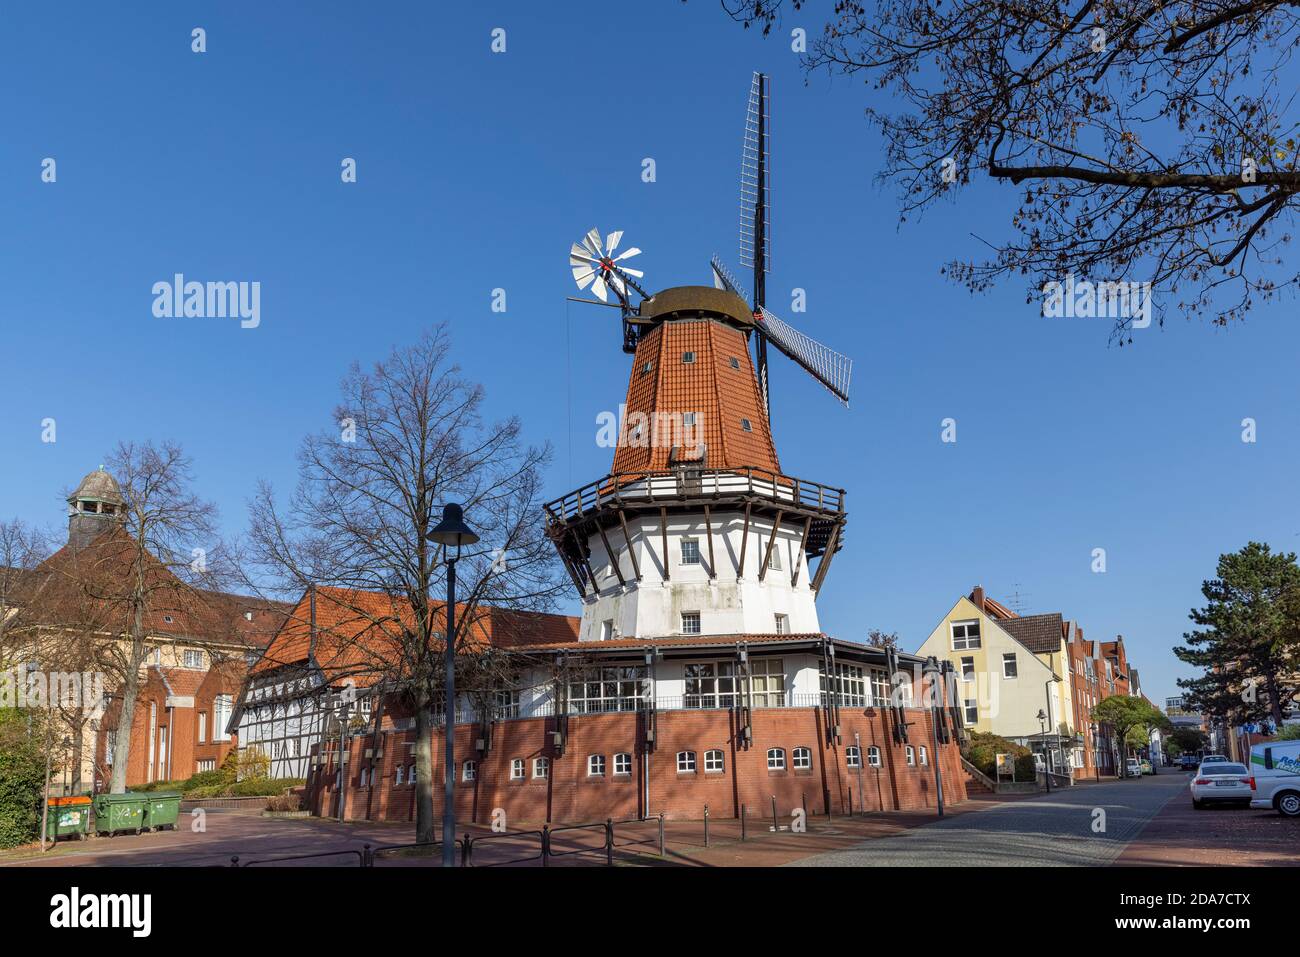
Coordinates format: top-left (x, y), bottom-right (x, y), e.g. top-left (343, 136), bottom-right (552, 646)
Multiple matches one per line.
top-left (4, 2), bottom-right (1297, 708)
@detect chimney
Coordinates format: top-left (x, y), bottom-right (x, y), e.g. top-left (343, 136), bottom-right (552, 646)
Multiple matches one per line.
top-left (971, 585), bottom-right (985, 611)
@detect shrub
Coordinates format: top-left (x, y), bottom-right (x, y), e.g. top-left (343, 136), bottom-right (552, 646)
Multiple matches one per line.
top-left (265, 793), bottom-right (302, 812)
top-left (223, 748), bottom-right (270, 781)
top-left (230, 777), bottom-right (305, 798)
top-left (181, 769), bottom-right (233, 794)
top-left (183, 783), bottom-right (226, 799)
top-left (963, 731), bottom-right (1029, 779)
top-left (1013, 754), bottom-right (1038, 782)
top-left (0, 712), bottom-right (44, 848)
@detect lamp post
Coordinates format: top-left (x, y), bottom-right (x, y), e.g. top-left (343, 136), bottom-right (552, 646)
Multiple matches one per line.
top-left (1037, 709), bottom-right (1049, 793)
top-left (427, 503), bottom-right (479, 868)
top-left (923, 656), bottom-right (945, 817)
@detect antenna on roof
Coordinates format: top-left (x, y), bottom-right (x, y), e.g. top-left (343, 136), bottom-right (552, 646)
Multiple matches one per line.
top-left (1006, 584), bottom-right (1031, 615)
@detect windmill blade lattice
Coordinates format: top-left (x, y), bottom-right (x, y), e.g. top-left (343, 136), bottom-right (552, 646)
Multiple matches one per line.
top-left (739, 71), bottom-right (770, 275)
top-left (757, 306), bottom-right (852, 406)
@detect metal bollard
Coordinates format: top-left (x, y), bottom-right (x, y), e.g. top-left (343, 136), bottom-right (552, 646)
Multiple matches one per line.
top-left (461, 834), bottom-right (472, 867)
top-left (740, 803), bottom-right (747, 841)
top-left (230, 855), bottom-right (239, 867)
top-left (362, 843), bottom-right (373, 867)
top-left (658, 813), bottom-right (665, 857)
top-left (771, 795), bottom-right (778, 830)
top-left (848, 789), bottom-right (853, 816)
top-left (605, 818), bottom-right (614, 866)
top-left (703, 805), bottom-right (710, 848)
top-left (541, 825), bottom-right (551, 867)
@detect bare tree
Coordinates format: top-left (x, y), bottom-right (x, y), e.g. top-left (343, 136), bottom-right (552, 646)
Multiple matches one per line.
top-left (29, 442), bottom-right (226, 793)
top-left (0, 518), bottom-right (54, 652)
top-left (245, 325), bottom-right (568, 843)
top-left (723, 0), bottom-right (1300, 340)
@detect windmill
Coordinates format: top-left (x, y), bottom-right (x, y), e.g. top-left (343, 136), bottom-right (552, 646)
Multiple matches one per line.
top-left (566, 73), bottom-right (852, 407)
top-left (712, 72), bottom-right (853, 411)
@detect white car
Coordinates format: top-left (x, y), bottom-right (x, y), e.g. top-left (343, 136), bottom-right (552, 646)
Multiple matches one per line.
top-left (1248, 741), bottom-right (1300, 817)
top-left (1200, 754), bottom-right (1229, 764)
top-left (1125, 758), bottom-right (1142, 778)
top-left (1190, 761), bottom-right (1252, 809)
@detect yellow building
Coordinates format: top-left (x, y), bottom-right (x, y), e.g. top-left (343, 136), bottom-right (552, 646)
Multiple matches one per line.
top-left (917, 586), bottom-right (1081, 775)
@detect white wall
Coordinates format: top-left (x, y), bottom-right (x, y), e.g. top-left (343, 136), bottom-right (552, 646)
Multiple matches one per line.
top-left (576, 511), bottom-right (821, 641)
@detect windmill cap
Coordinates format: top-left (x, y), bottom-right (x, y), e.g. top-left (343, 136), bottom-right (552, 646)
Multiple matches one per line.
top-left (637, 286), bottom-right (754, 329)
top-left (69, 466), bottom-right (124, 506)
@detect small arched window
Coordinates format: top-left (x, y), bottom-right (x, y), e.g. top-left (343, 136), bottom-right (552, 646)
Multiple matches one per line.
top-left (676, 751), bottom-right (696, 773)
top-left (867, 746), bottom-right (881, 768)
top-left (704, 749), bottom-right (724, 773)
top-left (767, 748), bottom-right (786, 770)
top-left (792, 747), bottom-right (812, 770)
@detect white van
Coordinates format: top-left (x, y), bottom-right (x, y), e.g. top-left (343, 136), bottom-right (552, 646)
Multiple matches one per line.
top-left (1248, 740), bottom-right (1300, 817)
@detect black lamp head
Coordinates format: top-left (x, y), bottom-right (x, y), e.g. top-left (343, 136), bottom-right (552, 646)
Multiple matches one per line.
top-left (428, 502), bottom-right (480, 548)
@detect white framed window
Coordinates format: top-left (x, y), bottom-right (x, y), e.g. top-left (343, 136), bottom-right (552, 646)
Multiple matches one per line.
top-left (1002, 653), bottom-right (1018, 678)
top-left (951, 619), bottom-right (981, 649)
top-left (534, 757), bottom-right (550, 779)
top-left (768, 543), bottom-right (782, 571)
top-left (614, 752), bottom-right (632, 776)
top-left (587, 754), bottom-right (606, 777)
top-left (213, 694), bottom-right (232, 741)
top-left (395, 765), bottom-right (405, 785)
top-left (740, 418), bottom-right (752, 432)
top-left (961, 656), bottom-right (975, 682)
top-left (463, 760), bottom-right (477, 782)
top-left (750, 657), bottom-right (786, 707)
top-left (568, 666), bottom-right (645, 713)
top-left (197, 712), bottom-right (207, 743)
top-left (919, 746), bottom-right (929, 766)
top-left (964, 699), bottom-right (978, 724)
top-left (681, 540), bottom-right (701, 565)
top-left (792, 746), bottom-right (812, 770)
top-left (684, 661), bottom-right (737, 708)
top-left (682, 412), bottom-right (698, 428)
top-left (681, 611), bottom-right (701, 635)
top-left (641, 360), bottom-right (654, 376)
top-left (774, 613), bottom-right (789, 635)
top-left (407, 763), bottom-right (415, 783)
top-left (729, 356), bottom-right (740, 370)
top-left (197, 759), bottom-right (215, 773)
top-left (183, 649), bottom-right (205, 669)
top-left (676, 750), bottom-right (696, 773)
top-left (821, 662), bottom-right (866, 707)
top-left (494, 689), bottom-right (520, 719)
top-left (845, 746), bottom-right (861, 769)
top-left (360, 768), bottom-right (370, 787)
top-left (867, 746), bottom-right (881, 767)
top-left (511, 758), bottom-right (525, 780)
top-left (905, 745), bottom-right (916, 766)
top-left (682, 351), bottom-right (696, 363)
top-left (704, 749), bottom-right (724, 773)
top-left (600, 619), bottom-right (615, 642)
top-left (767, 748), bottom-right (786, 770)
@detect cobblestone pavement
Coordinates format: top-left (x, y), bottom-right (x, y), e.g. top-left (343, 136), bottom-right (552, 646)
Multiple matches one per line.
top-left (794, 771), bottom-right (1189, 867)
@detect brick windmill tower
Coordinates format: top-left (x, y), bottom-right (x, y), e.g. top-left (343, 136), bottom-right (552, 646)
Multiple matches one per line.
top-left (548, 73), bottom-right (853, 645)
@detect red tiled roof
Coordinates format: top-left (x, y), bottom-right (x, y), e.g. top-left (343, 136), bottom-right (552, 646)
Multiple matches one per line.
top-left (158, 667), bottom-right (206, 697)
top-left (612, 320), bottom-right (780, 474)
top-left (998, 613), bottom-right (1066, 654)
top-left (16, 526), bottom-right (289, 648)
top-left (254, 586), bottom-right (581, 686)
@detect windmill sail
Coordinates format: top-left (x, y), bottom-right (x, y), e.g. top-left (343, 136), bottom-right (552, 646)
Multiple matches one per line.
top-left (757, 306), bottom-right (852, 405)
top-left (739, 72), bottom-right (770, 277)
top-left (710, 256), bottom-right (748, 303)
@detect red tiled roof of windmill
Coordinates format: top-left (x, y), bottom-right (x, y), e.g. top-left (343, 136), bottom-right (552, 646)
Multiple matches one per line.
top-left (16, 525), bottom-right (289, 648)
top-left (254, 585), bottom-right (581, 686)
top-left (611, 320), bottom-right (780, 474)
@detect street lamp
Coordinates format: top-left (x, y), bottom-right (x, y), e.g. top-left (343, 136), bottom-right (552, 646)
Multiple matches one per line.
top-left (1036, 709), bottom-right (1049, 793)
top-left (427, 502), bottom-right (479, 868)
top-left (923, 656), bottom-right (945, 817)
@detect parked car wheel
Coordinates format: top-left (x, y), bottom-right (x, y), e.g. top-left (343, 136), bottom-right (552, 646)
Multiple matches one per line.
top-left (1192, 798), bottom-right (1204, 809)
top-left (1277, 791), bottom-right (1300, 817)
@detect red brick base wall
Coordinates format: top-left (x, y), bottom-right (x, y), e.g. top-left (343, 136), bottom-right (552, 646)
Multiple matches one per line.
top-left (307, 706), bottom-right (967, 825)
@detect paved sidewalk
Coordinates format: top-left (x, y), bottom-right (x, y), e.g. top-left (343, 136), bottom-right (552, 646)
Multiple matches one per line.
top-left (793, 772), bottom-right (1187, 866)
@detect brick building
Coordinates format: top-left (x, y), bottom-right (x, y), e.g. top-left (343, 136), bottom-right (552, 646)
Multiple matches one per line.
top-left (5, 466), bottom-right (287, 791)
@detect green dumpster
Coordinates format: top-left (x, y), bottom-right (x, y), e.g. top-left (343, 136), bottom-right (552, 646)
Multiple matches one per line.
top-left (44, 796), bottom-right (92, 842)
top-left (141, 791), bottom-right (182, 831)
top-left (92, 792), bottom-right (146, 836)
